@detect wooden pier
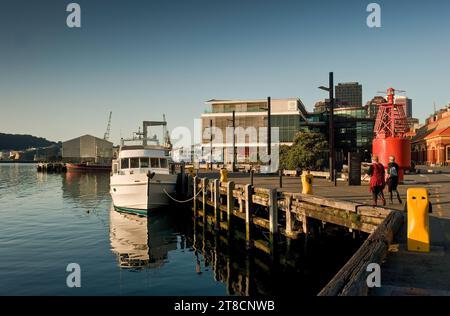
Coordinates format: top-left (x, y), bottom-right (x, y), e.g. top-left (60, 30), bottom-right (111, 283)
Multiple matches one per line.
top-left (36, 162), bottom-right (67, 173)
top-left (189, 175), bottom-right (404, 296)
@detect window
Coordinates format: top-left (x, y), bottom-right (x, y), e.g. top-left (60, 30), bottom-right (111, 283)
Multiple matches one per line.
top-left (140, 157), bottom-right (149, 168)
top-left (130, 158), bottom-right (140, 168)
top-left (151, 158), bottom-right (160, 168)
top-left (121, 158), bottom-right (129, 169)
top-left (160, 158), bottom-right (168, 169)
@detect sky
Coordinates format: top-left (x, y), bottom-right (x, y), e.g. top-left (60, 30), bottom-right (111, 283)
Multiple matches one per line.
top-left (1, 0), bottom-right (450, 145)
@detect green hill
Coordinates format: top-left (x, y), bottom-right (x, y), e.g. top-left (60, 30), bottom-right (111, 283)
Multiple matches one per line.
top-left (0, 133), bottom-right (57, 151)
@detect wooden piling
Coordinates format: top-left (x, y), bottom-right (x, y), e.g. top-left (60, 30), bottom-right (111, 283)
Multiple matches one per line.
top-left (244, 184), bottom-right (254, 249)
top-left (214, 179), bottom-right (220, 230)
top-left (193, 176), bottom-right (198, 217)
top-left (226, 181), bottom-right (235, 228)
top-left (268, 188), bottom-right (278, 234)
top-left (202, 178), bottom-right (208, 224)
top-left (285, 195), bottom-right (297, 239)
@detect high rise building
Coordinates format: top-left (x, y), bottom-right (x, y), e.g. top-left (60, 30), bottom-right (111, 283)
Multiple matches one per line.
top-left (365, 96), bottom-right (387, 119)
top-left (395, 96), bottom-right (413, 118)
top-left (335, 82), bottom-right (362, 108)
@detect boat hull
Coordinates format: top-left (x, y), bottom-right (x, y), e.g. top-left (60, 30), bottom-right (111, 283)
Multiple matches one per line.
top-left (66, 163), bottom-right (111, 172)
top-left (110, 173), bottom-right (177, 216)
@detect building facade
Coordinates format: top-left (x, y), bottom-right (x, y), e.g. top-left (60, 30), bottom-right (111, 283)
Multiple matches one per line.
top-left (365, 96), bottom-right (387, 119)
top-left (411, 105), bottom-right (450, 165)
top-left (395, 96), bottom-right (413, 118)
top-left (335, 82), bottom-right (363, 108)
top-left (201, 98), bottom-right (308, 163)
top-left (62, 134), bottom-right (113, 164)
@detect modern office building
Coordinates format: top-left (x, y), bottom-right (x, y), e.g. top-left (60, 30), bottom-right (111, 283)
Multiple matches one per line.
top-left (395, 96), bottom-right (413, 118)
top-left (335, 82), bottom-right (363, 108)
top-left (200, 98), bottom-right (309, 163)
top-left (365, 96), bottom-right (387, 119)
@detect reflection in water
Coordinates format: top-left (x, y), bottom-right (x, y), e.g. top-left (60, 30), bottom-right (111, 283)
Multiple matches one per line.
top-left (62, 171), bottom-right (110, 207)
top-left (109, 210), bottom-right (178, 269)
top-left (107, 203), bottom-right (363, 296)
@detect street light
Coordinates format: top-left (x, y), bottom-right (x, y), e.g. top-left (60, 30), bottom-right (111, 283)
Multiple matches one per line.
top-left (318, 72), bottom-right (335, 185)
top-left (227, 111), bottom-right (236, 171)
top-left (260, 97), bottom-right (272, 165)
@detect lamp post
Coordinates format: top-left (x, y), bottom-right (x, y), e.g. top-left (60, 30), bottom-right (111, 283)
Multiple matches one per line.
top-left (319, 72), bottom-right (335, 185)
top-left (209, 119), bottom-right (213, 171)
top-left (227, 111), bottom-right (236, 171)
top-left (260, 97), bottom-right (272, 166)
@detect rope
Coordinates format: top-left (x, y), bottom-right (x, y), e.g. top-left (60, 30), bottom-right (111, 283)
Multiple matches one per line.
top-left (163, 188), bottom-right (203, 204)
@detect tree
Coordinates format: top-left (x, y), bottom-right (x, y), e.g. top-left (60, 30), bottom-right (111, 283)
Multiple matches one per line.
top-left (280, 131), bottom-right (328, 171)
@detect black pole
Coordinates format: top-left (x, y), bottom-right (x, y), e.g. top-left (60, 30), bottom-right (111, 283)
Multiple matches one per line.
top-left (267, 97), bottom-right (271, 157)
top-left (329, 72), bottom-right (335, 184)
top-left (232, 110), bottom-right (236, 172)
top-left (210, 119), bottom-right (213, 171)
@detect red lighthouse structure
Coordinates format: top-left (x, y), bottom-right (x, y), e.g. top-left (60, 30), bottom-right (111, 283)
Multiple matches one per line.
top-left (372, 88), bottom-right (411, 180)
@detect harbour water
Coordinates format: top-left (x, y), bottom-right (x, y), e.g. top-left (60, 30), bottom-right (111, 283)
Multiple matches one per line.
top-left (0, 163), bottom-right (363, 296)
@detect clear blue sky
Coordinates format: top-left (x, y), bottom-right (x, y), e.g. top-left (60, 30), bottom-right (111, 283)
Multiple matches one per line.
top-left (1, 0), bottom-right (449, 145)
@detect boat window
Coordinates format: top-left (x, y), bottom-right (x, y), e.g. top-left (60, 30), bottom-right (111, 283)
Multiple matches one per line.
top-left (113, 163), bottom-right (118, 174)
top-left (140, 157), bottom-right (150, 168)
top-left (130, 158), bottom-right (140, 168)
top-left (160, 158), bottom-right (168, 168)
top-left (150, 158), bottom-right (160, 168)
top-left (121, 158), bottom-right (129, 169)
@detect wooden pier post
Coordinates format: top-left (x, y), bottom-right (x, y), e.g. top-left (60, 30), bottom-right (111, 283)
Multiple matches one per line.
top-left (244, 184), bottom-right (254, 249)
top-left (193, 176), bottom-right (198, 217)
top-left (279, 169), bottom-right (283, 188)
top-left (268, 188), bottom-right (278, 253)
top-left (202, 178), bottom-right (208, 224)
top-left (226, 181), bottom-right (235, 229)
top-left (285, 195), bottom-right (297, 239)
top-left (268, 188), bottom-right (278, 235)
top-left (213, 179), bottom-right (220, 230)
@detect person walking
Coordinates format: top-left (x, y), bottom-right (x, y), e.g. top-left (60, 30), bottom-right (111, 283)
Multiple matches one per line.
top-left (367, 155), bottom-right (386, 206)
top-left (387, 155), bottom-right (402, 204)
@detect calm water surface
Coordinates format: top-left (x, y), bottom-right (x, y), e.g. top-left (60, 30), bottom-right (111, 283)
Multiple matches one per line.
top-left (0, 163), bottom-right (362, 295)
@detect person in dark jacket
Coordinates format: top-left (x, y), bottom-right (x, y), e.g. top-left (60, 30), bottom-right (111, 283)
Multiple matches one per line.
top-left (387, 156), bottom-right (402, 204)
top-left (367, 155), bottom-right (386, 206)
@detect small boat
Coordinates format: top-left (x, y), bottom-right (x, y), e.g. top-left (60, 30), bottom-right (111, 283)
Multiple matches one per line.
top-left (66, 162), bottom-right (111, 172)
top-left (110, 119), bottom-right (177, 216)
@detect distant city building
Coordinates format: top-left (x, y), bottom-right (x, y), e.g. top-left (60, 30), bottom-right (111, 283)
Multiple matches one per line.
top-left (62, 134), bottom-right (113, 164)
top-left (313, 99), bottom-right (349, 113)
top-left (395, 96), bottom-right (413, 118)
top-left (365, 96), bottom-right (387, 119)
top-left (411, 104), bottom-right (450, 165)
top-left (335, 82), bottom-right (362, 108)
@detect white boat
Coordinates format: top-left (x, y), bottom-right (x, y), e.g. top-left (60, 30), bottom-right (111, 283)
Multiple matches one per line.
top-left (110, 119), bottom-right (177, 216)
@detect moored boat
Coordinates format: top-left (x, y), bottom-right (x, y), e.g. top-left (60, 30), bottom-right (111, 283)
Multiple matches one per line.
top-left (110, 119), bottom-right (177, 216)
top-left (66, 162), bottom-right (111, 172)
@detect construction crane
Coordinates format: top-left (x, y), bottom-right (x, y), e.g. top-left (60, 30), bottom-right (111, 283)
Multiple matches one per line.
top-left (104, 111), bottom-right (112, 141)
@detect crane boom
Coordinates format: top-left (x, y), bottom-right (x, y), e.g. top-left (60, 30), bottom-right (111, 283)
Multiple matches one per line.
top-left (104, 111), bottom-right (112, 141)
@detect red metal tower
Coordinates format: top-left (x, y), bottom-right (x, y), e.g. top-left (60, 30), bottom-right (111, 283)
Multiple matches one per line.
top-left (372, 88), bottom-right (411, 180)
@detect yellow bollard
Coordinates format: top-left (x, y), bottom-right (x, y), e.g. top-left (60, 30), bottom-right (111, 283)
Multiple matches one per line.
top-left (301, 170), bottom-right (313, 194)
top-left (220, 168), bottom-right (228, 183)
top-left (407, 188), bottom-right (430, 253)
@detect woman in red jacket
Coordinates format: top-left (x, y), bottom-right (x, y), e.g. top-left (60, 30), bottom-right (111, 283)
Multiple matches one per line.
top-left (367, 155), bottom-right (386, 206)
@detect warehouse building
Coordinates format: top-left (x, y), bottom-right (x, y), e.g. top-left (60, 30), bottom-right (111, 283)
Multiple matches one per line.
top-left (62, 134), bottom-right (113, 164)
